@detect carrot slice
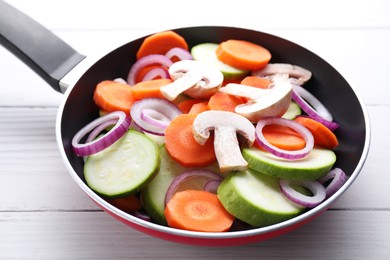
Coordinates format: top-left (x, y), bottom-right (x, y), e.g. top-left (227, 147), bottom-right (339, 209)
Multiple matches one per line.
top-left (216, 40), bottom-right (271, 70)
top-left (131, 78), bottom-right (172, 100)
top-left (254, 124), bottom-right (306, 151)
top-left (165, 114), bottom-right (216, 167)
top-left (177, 99), bottom-right (204, 113)
top-left (207, 92), bottom-right (245, 113)
top-left (240, 76), bottom-right (271, 89)
top-left (164, 190), bottom-right (234, 232)
top-left (294, 116), bottom-right (339, 149)
top-left (106, 195), bottom-right (142, 213)
top-left (93, 80), bottom-right (135, 114)
top-left (136, 31), bottom-right (189, 60)
top-left (188, 101), bottom-right (209, 114)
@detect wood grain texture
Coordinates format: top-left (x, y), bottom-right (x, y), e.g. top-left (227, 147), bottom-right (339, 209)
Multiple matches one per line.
top-left (0, 211), bottom-right (389, 259)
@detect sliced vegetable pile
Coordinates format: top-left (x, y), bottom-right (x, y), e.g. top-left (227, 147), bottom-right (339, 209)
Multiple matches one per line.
top-left (71, 30), bottom-right (348, 232)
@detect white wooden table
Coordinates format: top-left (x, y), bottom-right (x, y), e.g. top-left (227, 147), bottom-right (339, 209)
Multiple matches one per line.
top-left (1, 0), bottom-right (389, 259)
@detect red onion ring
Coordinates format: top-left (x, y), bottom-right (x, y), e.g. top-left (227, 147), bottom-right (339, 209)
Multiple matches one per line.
top-left (129, 119), bottom-right (143, 133)
top-left (279, 179), bottom-right (326, 208)
top-left (318, 168), bottom-right (348, 198)
top-left (127, 54), bottom-right (173, 86)
top-left (140, 108), bottom-right (171, 129)
top-left (204, 179), bottom-right (222, 194)
top-left (130, 98), bottom-right (182, 136)
top-left (292, 84), bottom-right (339, 131)
top-left (165, 47), bottom-right (193, 61)
top-left (72, 111), bottom-right (131, 156)
top-left (141, 67), bottom-right (170, 82)
top-left (164, 169), bottom-right (223, 206)
top-left (255, 117), bottom-right (314, 160)
top-left (85, 119), bottom-right (117, 143)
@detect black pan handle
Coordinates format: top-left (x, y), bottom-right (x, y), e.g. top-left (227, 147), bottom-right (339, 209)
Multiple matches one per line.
top-left (0, 0), bottom-right (85, 92)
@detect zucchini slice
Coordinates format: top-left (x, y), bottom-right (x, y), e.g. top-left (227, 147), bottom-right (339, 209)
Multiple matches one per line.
top-left (218, 169), bottom-right (303, 227)
top-left (242, 147), bottom-right (336, 180)
top-left (84, 130), bottom-right (160, 198)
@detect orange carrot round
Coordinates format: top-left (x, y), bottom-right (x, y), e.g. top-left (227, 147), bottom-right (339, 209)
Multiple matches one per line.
top-left (136, 31), bottom-right (189, 60)
top-left (177, 99), bottom-right (204, 113)
top-left (207, 92), bottom-right (245, 113)
top-left (216, 40), bottom-right (271, 70)
top-left (294, 116), bottom-right (339, 149)
top-left (188, 101), bottom-right (209, 114)
top-left (254, 124), bottom-right (306, 151)
top-left (164, 190), bottom-right (234, 232)
top-left (165, 114), bottom-right (216, 167)
top-left (240, 76), bottom-right (271, 89)
top-left (93, 80), bottom-right (135, 114)
top-left (131, 78), bottom-right (172, 100)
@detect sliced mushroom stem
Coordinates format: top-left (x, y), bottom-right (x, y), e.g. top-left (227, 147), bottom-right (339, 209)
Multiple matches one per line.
top-left (192, 110), bottom-right (255, 173)
top-left (213, 126), bottom-right (249, 172)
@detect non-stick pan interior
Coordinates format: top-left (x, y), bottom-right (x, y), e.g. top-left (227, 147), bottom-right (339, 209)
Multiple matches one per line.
top-left (60, 26), bottom-right (367, 194)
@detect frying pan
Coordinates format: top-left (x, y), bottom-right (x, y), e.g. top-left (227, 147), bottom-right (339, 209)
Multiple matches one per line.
top-left (0, 0), bottom-right (370, 246)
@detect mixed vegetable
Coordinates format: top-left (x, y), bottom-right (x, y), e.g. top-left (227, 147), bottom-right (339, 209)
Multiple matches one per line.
top-left (72, 30), bottom-right (348, 232)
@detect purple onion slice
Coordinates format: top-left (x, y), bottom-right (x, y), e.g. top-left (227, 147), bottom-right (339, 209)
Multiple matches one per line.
top-left (279, 179), bottom-right (326, 208)
top-left (318, 168), bottom-right (348, 198)
top-left (255, 117), bottom-right (314, 160)
top-left (292, 84), bottom-right (339, 131)
top-left (127, 54), bottom-right (173, 86)
top-left (72, 111), bottom-right (131, 156)
top-left (130, 98), bottom-right (182, 136)
top-left (164, 169), bottom-right (223, 206)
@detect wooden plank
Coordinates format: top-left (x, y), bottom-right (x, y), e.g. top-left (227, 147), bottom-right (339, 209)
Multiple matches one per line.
top-left (0, 105), bottom-right (386, 211)
top-left (0, 107), bottom-right (98, 211)
top-left (0, 210), bottom-right (389, 259)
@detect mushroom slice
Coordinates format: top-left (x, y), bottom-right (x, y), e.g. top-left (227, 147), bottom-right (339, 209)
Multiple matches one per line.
top-left (219, 74), bottom-right (293, 122)
top-left (252, 63), bottom-right (312, 85)
top-left (160, 60), bottom-right (223, 100)
top-left (192, 110), bottom-right (255, 172)
top-left (219, 83), bottom-right (271, 100)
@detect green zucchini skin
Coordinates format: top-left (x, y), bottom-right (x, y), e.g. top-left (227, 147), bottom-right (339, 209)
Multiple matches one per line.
top-left (218, 169), bottom-right (303, 227)
top-left (242, 147), bottom-right (336, 180)
top-left (141, 145), bottom-right (185, 225)
top-left (84, 130), bottom-right (160, 198)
